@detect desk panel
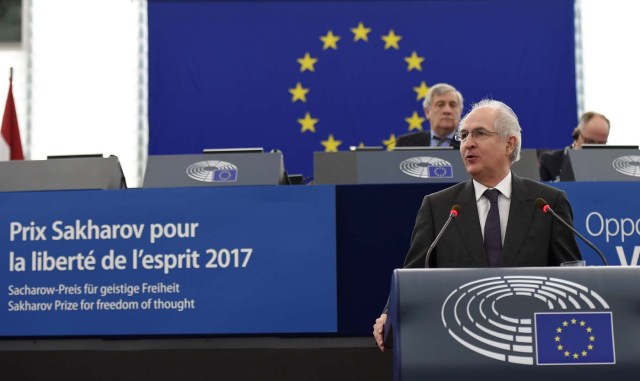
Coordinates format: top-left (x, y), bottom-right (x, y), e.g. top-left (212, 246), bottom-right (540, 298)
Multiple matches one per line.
top-left (0, 186), bottom-right (337, 336)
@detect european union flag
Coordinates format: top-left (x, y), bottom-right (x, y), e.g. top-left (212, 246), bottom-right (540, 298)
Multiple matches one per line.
top-left (149, 0), bottom-right (576, 178)
top-left (213, 169), bottom-right (238, 182)
top-left (535, 312), bottom-right (615, 365)
top-left (427, 165), bottom-right (453, 178)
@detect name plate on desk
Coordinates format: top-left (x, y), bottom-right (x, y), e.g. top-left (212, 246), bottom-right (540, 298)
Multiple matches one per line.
top-left (0, 156), bottom-right (126, 192)
top-left (314, 150), bottom-right (468, 184)
top-left (314, 149), bottom-right (539, 184)
top-left (144, 152), bottom-right (286, 188)
top-left (560, 148), bottom-right (640, 181)
top-left (511, 149), bottom-right (540, 181)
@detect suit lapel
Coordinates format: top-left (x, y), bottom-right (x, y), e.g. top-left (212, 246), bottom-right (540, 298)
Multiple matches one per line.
top-left (501, 174), bottom-right (535, 266)
top-left (453, 181), bottom-right (487, 266)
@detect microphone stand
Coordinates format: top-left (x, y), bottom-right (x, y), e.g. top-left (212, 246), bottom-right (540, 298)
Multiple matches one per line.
top-left (543, 204), bottom-right (609, 266)
top-left (425, 207), bottom-right (460, 268)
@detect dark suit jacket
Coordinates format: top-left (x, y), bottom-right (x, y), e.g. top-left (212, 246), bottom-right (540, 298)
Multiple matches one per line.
top-left (396, 131), bottom-right (460, 150)
top-left (402, 174), bottom-right (581, 268)
top-left (538, 148), bottom-right (567, 181)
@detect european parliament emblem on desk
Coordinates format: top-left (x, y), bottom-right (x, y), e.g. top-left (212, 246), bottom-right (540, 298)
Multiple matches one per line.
top-left (441, 276), bottom-right (615, 366)
top-left (612, 155), bottom-right (640, 177)
top-left (399, 156), bottom-right (453, 179)
top-left (186, 160), bottom-right (238, 183)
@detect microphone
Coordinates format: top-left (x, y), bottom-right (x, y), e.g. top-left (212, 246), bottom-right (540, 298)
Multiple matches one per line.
top-left (535, 198), bottom-right (608, 265)
top-left (424, 205), bottom-right (461, 268)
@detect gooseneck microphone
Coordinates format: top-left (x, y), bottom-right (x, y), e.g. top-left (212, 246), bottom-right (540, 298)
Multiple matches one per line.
top-left (535, 198), bottom-right (608, 265)
top-left (424, 205), bottom-right (461, 268)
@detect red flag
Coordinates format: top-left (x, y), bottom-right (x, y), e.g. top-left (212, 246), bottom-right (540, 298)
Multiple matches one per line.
top-left (1, 72), bottom-right (24, 161)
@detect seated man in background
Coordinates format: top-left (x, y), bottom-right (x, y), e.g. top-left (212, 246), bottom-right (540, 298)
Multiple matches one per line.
top-left (395, 83), bottom-right (464, 148)
top-left (538, 111), bottom-right (610, 181)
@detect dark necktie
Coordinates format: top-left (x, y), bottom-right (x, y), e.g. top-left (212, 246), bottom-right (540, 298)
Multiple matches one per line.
top-left (483, 189), bottom-right (502, 267)
top-left (432, 135), bottom-right (448, 147)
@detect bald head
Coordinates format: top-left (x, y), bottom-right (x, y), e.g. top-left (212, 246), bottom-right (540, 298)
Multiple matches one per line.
top-left (573, 112), bottom-right (610, 148)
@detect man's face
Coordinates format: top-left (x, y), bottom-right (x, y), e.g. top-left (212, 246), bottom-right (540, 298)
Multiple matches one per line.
top-left (425, 91), bottom-right (462, 138)
top-left (575, 115), bottom-right (609, 148)
top-left (459, 107), bottom-right (516, 187)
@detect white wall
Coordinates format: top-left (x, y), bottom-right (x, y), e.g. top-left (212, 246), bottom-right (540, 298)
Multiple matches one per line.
top-left (0, 0), bottom-right (637, 187)
top-left (0, 0), bottom-right (144, 186)
top-left (580, 0), bottom-right (640, 146)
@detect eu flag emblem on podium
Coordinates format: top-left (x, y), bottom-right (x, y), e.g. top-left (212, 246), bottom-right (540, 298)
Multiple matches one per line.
top-left (427, 165), bottom-right (453, 178)
top-left (213, 169), bottom-right (238, 182)
top-left (535, 312), bottom-right (615, 365)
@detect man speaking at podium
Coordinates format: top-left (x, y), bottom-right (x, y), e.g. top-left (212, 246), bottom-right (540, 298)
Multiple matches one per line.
top-left (373, 99), bottom-right (582, 351)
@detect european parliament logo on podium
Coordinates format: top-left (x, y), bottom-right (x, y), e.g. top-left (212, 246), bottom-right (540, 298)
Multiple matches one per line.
top-left (186, 160), bottom-right (239, 183)
top-left (399, 156), bottom-right (454, 179)
top-left (441, 275), bottom-right (615, 366)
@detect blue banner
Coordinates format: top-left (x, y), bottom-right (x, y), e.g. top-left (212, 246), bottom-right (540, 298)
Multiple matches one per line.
top-left (1, 186), bottom-right (337, 336)
top-left (148, 0), bottom-right (576, 178)
top-left (555, 182), bottom-right (640, 267)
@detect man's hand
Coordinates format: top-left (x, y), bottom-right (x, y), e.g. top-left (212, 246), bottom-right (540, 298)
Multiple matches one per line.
top-left (373, 313), bottom-right (387, 352)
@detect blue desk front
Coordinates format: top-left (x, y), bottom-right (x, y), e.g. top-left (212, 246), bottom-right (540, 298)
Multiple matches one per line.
top-left (1, 186), bottom-right (336, 337)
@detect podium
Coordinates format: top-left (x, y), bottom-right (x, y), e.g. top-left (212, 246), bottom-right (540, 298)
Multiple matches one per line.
top-left (314, 149), bottom-right (539, 184)
top-left (385, 267), bottom-right (639, 381)
top-left (0, 155), bottom-right (126, 192)
top-left (560, 148), bottom-right (640, 181)
top-left (143, 152), bottom-right (286, 187)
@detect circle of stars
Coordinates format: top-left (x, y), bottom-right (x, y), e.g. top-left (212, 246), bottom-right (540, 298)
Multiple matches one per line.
top-left (554, 317), bottom-right (596, 360)
top-left (289, 22), bottom-right (429, 152)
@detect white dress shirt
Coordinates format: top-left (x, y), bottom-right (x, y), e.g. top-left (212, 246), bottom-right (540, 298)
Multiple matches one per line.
top-left (473, 172), bottom-right (512, 245)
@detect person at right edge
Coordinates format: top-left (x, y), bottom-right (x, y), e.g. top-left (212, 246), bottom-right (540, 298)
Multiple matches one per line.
top-left (538, 111), bottom-right (610, 182)
top-left (373, 99), bottom-right (582, 352)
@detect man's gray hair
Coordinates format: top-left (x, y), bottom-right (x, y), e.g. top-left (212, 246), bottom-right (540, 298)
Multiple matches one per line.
top-left (422, 83), bottom-right (464, 111)
top-left (460, 99), bottom-right (522, 163)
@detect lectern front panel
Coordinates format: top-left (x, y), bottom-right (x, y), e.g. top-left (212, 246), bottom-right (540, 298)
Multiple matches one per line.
top-left (388, 267), bottom-right (638, 381)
